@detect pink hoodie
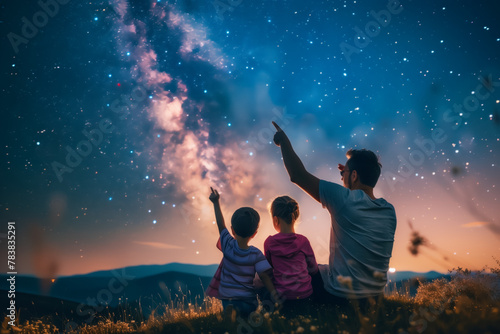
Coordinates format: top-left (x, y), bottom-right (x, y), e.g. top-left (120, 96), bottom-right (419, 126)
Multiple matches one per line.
top-left (264, 233), bottom-right (318, 300)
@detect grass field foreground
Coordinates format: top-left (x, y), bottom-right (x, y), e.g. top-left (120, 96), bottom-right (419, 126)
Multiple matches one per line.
top-left (2, 264), bottom-right (499, 334)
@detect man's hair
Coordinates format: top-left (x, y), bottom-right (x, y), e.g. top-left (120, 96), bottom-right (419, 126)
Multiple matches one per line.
top-left (346, 149), bottom-right (382, 188)
top-left (270, 195), bottom-right (300, 225)
top-left (231, 207), bottom-right (260, 238)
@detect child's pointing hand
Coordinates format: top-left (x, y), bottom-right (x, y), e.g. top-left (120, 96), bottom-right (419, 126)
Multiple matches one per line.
top-left (209, 187), bottom-right (220, 203)
top-left (209, 187), bottom-right (225, 233)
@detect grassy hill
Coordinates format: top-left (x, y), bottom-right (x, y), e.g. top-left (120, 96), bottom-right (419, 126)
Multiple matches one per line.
top-left (2, 266), bottom-right (498, 333)
top-left (0, 266), bottom-right (214, 307)
top-left (56, 262), bottom-right (219, 279)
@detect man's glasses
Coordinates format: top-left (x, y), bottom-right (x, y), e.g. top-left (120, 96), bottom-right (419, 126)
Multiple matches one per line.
top-left (340, 170), bottom-right (347, 177)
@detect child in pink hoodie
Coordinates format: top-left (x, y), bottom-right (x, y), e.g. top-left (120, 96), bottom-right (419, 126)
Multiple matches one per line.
top-left (264, 196), bottom-right (318, 312)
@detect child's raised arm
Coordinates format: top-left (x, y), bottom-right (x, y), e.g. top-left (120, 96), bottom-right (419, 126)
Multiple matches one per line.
top-left (209, 187), bottom-right (226, 234)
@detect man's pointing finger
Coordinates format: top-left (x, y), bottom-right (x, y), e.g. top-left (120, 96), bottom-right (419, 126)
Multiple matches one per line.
top-left (272, 121), bottom-right (282, 132)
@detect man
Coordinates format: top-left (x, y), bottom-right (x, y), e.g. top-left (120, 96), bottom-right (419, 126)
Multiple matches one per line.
top-left (272, 121), bottom-right (397, 306)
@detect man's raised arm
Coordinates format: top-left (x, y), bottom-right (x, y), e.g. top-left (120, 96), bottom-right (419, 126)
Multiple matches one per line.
top-left (272, 122), bottom-right (320, 202)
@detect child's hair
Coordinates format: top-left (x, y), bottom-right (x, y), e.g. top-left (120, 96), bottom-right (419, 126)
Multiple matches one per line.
top-left (231, 207), bottom-right (260, 238)
top-left (270, 196), bottom-right (300, 224)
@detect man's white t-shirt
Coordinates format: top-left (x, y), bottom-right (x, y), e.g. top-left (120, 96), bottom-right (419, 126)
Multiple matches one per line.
top-left (319, 179), bottom-right (397, 298)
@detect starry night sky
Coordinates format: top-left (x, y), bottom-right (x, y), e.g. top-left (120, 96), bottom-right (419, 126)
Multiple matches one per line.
top-left (1, 0), bottom-right (499, 277)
